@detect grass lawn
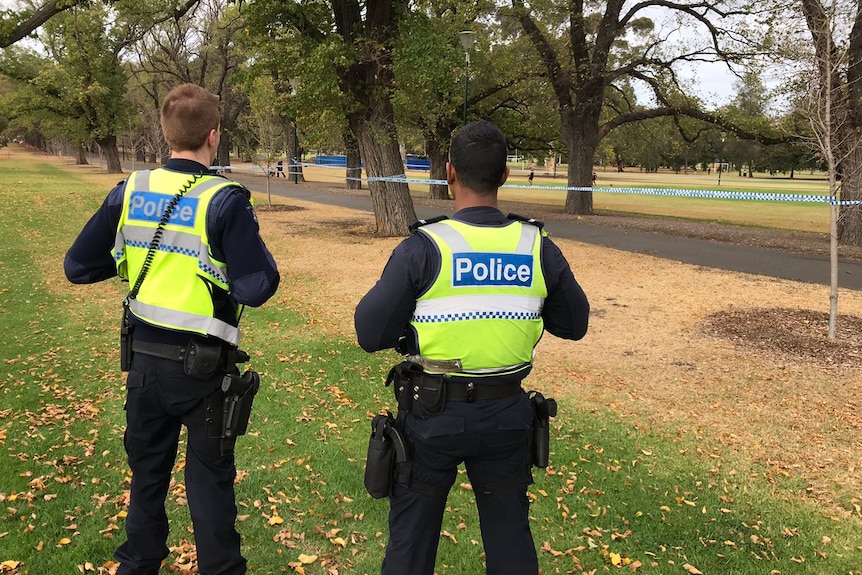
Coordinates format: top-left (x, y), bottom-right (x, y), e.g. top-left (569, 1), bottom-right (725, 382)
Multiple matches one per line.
top-left (1, 149), bottom-right (860, 574)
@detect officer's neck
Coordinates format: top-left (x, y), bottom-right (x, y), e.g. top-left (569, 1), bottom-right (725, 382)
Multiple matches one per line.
top-left (170, 149), bottom-right (214, 169)
top-left (171, 141), bottom-right (215, 168)
top-left (450, 165), bottom-right (507, 211)
top-left (453, 188), bottom-right (498, 211)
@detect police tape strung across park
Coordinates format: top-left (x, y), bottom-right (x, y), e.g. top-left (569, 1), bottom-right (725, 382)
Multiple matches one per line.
top-left (216, 161), bottom-right (860, 206)
top-left (365, 174), bottom-right (862, 206)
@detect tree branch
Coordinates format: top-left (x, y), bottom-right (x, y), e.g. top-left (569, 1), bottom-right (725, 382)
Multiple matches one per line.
top-left (1, 0), bottom-right (82, 48)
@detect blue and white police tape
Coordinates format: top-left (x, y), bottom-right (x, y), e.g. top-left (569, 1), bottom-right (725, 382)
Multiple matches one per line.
top-left (347, 173), bottom-right (862, 206)
top-left (211, 163), bottom-right (861, 206)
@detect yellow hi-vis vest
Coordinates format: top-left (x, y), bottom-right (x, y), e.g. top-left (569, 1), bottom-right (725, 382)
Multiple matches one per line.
top-left (112, 169), bottom-right (241, 345)
top-left (410, 219), bottom-right (547, 377)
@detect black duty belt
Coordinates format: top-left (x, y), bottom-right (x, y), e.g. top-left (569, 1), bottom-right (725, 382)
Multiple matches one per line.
top-left (445, 380), bottom-right (522, 402)
top-left (131, 340), bottom-right (188, 362)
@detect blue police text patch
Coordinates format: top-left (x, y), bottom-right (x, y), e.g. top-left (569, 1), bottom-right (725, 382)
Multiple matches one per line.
top-left (128, 191), bottom-right (199, 227)
top-left (452, 252), bottom-right (533, 287)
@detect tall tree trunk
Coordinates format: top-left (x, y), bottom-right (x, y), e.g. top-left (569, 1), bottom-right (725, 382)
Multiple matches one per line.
top-left (281, 115), bottom-right (305, 183)
top-left (426, 123), bottom-right (454, 200)
top-left (562, 109), bottom-right (596, 214)
top-left (344, 128), bottom-right (362, 189)
top-left (427, 145), bottom-right (449, 200)
top-left (332, 0), bottom-right (414, 234)
top-left (97, 135), bottom-right (121, 173)
top-left (838, 140), bottom-right (862, 245)
top-left (218, 132), bottom-right (232, 172)
top-left (75, 142), bottom-right (89, 165)
top-left (350, 115), bottom-right (416, 236)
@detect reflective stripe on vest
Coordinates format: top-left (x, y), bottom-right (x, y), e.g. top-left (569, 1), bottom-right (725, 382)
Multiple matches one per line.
top-left (410, 219), bottom-right (547, 376)
top-left (112, 169), bottom-right (241, 345)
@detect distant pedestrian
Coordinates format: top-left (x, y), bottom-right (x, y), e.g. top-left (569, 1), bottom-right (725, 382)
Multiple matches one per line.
top-left (276, 159), bottom-right (285, 178)
top-left (528, 166), bottom-right (534, 186)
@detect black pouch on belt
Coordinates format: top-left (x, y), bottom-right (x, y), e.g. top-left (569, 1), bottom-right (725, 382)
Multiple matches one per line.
top-left (413, 376), bottom-right (446, 419)
top-left (385, 362), bottom-right (447, 418)
top-left (183, 339), bottom-right (224, 380)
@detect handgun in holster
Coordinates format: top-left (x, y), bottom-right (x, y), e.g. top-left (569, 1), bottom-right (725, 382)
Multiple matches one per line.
top-left (528, 390), bottom-right (558, 468)
top-left (364, 412), bottom-right (410, 499)
top-left (208, 369), bottom-right (260, 454)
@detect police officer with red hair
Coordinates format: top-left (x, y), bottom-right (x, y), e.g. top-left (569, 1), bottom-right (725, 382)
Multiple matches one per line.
top-left (65, 83), bottom-right (279, 575)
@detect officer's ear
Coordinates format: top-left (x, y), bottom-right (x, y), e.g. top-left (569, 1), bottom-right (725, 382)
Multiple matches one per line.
top-left (446, 161), bottom-right (457, 186)
top-left (499, 166), bottom-right (509, 187)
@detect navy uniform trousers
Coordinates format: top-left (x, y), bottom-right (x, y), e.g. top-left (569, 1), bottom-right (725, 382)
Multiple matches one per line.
top-left (114, 352), bottom-right (246, 575)
top-left (381, 391), bottom-right (537, 575)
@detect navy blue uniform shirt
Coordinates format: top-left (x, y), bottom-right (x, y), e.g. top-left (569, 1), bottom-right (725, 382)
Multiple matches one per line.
top-left (64, 159), bottom-right (280, 345)
top-left (354, 206), bottom-right (589, 365)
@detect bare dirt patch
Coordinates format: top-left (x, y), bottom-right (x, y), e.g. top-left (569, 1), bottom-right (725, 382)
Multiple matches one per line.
top-left (703, 308), bottom-right (862, 372)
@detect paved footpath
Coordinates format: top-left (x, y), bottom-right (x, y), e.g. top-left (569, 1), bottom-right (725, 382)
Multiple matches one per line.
top-left (155, 167), bottom-right (859, 292)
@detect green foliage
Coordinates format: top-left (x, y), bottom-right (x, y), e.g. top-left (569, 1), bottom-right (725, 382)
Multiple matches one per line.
top-left (238, 0), bottom-right (349, 152)
top-left (0, 5), bottom-right (129, 151)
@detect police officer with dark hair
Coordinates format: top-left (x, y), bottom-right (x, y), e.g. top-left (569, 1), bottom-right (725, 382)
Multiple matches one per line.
top-left (64, 83), bottom-right (280, 575)
top-left (354, 120), bottom-right (589, 575)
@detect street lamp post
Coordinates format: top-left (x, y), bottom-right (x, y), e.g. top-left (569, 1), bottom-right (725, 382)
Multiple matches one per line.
top-left (289, 78), bottom-right (301, 184)
top-left (459, 30), bottom-right (475, 126)
top-left (717, 131), bottom-right (727, 186)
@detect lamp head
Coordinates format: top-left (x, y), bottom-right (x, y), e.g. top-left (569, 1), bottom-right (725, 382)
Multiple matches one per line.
top-left (459, 30), bottom-right (475, 63)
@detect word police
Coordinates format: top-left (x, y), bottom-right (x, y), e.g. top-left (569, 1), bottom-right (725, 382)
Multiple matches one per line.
top-left (452, 252), bottom-right (533, 287)
top-left (129, 192), bottom-right (199, 227)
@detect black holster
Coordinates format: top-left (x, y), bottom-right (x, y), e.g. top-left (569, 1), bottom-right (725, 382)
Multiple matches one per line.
top-left (205, 369), bottom-right (260, 454)
top-left (385, 361), bottom-right (446, 419)
top-left (364, 412), bottom-right (410, 499)
top-left (528, 390), bottom-right (557, 468)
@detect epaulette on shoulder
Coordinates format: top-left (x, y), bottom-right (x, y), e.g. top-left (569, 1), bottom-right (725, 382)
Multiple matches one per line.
top-left (408, 215), bottom-right (449, 233)
top-left (507, 213), bottom-right (545, 230)
top-left (232, 182), bottom-right (252, 196)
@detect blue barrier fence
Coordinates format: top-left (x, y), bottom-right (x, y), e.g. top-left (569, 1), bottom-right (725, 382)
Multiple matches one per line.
top-left (314, 154), bottom-right (430, 171)
top-left (315, 155), bottom-right (348, 166)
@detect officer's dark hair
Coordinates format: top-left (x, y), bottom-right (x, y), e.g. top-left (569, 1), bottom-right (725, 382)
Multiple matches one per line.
top-left (448, 120), bottom-right (507, 195)
top-left (160, 83), bottom-right (221, 153)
